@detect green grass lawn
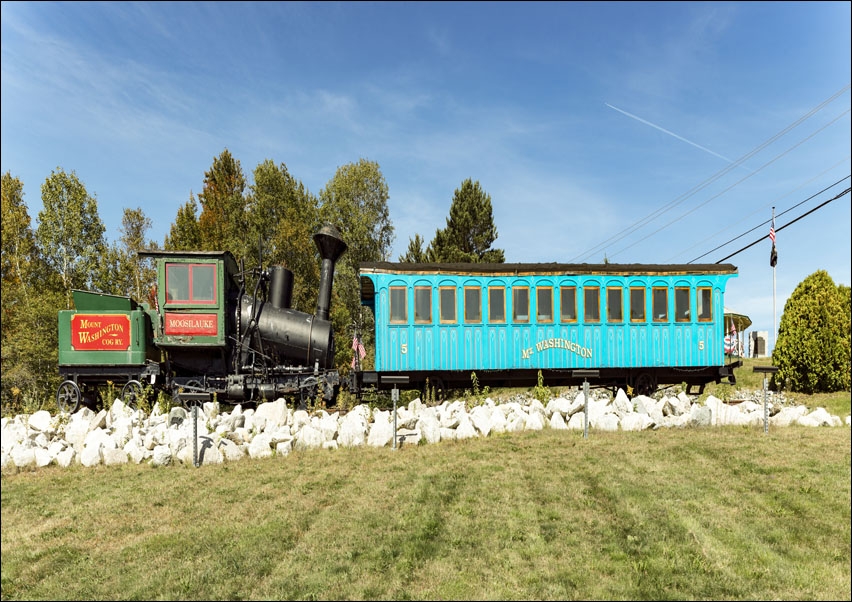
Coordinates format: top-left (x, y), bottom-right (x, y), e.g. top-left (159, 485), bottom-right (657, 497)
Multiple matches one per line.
top-left (2, 423), bottom-right (849, 600)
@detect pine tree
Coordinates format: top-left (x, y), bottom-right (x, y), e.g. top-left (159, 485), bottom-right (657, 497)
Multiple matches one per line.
top-left (197, 149), bottom-right (248, 257)
top-left (428, 178), bottom-right (505, 263)
top-left (164, 195), bottom-right (202, 251)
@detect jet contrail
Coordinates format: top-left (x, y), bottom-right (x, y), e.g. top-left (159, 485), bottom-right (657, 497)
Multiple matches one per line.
top-left (605, 102), bottom-right (741, 166)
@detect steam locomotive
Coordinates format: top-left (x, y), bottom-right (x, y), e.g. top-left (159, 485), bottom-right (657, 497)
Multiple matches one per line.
top-left (56, 225), bottom-right (348, 412)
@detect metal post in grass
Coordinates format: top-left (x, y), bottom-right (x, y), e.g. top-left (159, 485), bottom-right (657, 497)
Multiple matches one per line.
top-left (381, 375), bottom-right (408, 451)
top-left (573, 370), bottom-right (599, 439)
top-left (753, 366), bottom-right (778, 434)
top-left (392, 385), bottom-right (399, 450)
top-left (193, 403), bottom-right (200, 467)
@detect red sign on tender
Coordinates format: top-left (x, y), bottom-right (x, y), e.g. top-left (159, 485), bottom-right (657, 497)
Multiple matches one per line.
top-left (165, 312), bottom-right (218, 336)
top-left (71, 314), bottom-right (131, 350)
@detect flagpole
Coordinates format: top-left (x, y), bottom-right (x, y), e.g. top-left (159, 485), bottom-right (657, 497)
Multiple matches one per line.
top-left (772, 206), bottom-right (776, 355)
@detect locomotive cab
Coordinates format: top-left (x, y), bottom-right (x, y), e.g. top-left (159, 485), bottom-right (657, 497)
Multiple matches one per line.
top-left (138, 250), bottom-right (241, 376)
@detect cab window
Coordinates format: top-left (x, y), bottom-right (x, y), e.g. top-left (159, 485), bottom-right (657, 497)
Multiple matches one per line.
top-left (166, 263), bottom-right (216, 304)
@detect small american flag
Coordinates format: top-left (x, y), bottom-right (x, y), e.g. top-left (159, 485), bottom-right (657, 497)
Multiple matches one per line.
top-left (769, 218), bottom-right (778, 267)
top-left (353, 336), bottom-right (366, 359)
top-left (351, 335), bottom-right (366, 369)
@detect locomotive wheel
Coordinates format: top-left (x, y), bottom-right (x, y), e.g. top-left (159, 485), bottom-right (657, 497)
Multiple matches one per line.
top-left (633, 372), bottom-right (657, 398)
top-left (121, 380), bottom-right (144, 410)
top-left (57, 380), bottom-right (81, 414)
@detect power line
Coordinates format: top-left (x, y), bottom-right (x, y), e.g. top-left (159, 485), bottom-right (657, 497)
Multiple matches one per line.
top-left (714, 187), bottom-right (851, 264)
top-left (606, 108), bottom-right (850, 261)
top-left (569, 83), bottom-right (851, 263)
top-left (687, 174), bottom-right (851, 263)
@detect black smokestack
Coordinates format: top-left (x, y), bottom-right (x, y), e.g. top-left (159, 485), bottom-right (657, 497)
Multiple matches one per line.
top-left (313, 224), bottom-right (347, 321)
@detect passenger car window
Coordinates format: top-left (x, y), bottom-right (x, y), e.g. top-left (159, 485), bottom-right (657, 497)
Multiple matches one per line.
top-left (513, 287), bottom-right (529, 323)
top-left (560, 286), bottom-right (577, 322)
top-left (607, 287), bottom-right (623, 322)
top-left (697, 287), bottom-right (712, 322)
top-left (489, 286), bottom-right (505, 323)
top-left (464, 287), bottom-right (481, 323)
top-left (630, 287), bottom-right (645, 322)
top-left (653, 288), bottom-right (668, 322)
top-left (414, 287), bottom-right (432, 324)
top-left (439, 287), bottom-right (457, 323)
top-left (584, 287), bottom-right (600, 322)
top-left (675, 287), bottom-right (691, 322)
top-left (390, 286), bottom-right (407, 324)
top-left (537, 287), bottom-right (553, 323)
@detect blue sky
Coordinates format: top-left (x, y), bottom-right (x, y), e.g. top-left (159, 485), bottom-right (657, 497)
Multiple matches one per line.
top-left (2, 1), bottom-right (850, 353)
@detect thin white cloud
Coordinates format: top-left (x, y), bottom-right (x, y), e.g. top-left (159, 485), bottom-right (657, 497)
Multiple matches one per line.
top-left (605, 103), bottom-right (740, 166)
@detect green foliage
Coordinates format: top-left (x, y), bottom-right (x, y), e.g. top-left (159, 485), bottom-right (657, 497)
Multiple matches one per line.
top-left (94, 208), bottom-right (158, 303)
top-left (399, 233), bottom-right (428, 262)
top-left (319, 158), bottom-right (394, 266)
top-left (532, 370), bottom-right (552, 403)
top-left (465, 372), bottom-right (490, 406)
top-left (164, 195), bottom-right (202, 251)
top-left (35, 168), bottom-right (107, 303)
top-left (426, 178), bottom-right (505, 263)
top-left (1, 285), bottom-right (63, 416)
top-left (319, 158), bottom-right (392, 372)
top-left (197, 149), bottom-right (249, 257)
top-left (771, 270), bottom-right (851, 394)
top-left (247, 159), bottom-right (320, 312)
top-left (1, 172), bottom-right (40, 298)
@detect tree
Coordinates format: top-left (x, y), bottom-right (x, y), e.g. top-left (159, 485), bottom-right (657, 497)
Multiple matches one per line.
top-left (246, 160), bottom-right (320, 312)
top-left (772, 270), bottom-right (851, 393)
top-left (34, 168), bottom-right (107, 305)
top-left (319, 159), bottom-right (394, 368)
top-left (197, 149), bottom-right (248, 258)
top-left (164, 195), bottom-right (203, 251)
top-left (427, 178), bottom-right (505, 263)
top-left (319, 158), bottom-right (394, 266)
top-left (399, 233), bottom-right (428, 262)
top-left (2, 172), bottom-right (64, 412)
top-left (1, 172), bottom-right (39, 301)
top-left (96, 208), bottom-right (158, 302)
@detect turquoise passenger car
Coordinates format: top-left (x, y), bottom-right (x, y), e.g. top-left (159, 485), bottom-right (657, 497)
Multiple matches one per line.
top-left (352, 262), bottom-right (741, 398)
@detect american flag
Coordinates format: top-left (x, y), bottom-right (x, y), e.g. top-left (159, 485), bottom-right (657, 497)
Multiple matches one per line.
top-left (353, 336), bottom-right (366, 359)
top-left (350, 335), bottom-right (366, 369)
top-left (769, 217), bottom-right (778, 267)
